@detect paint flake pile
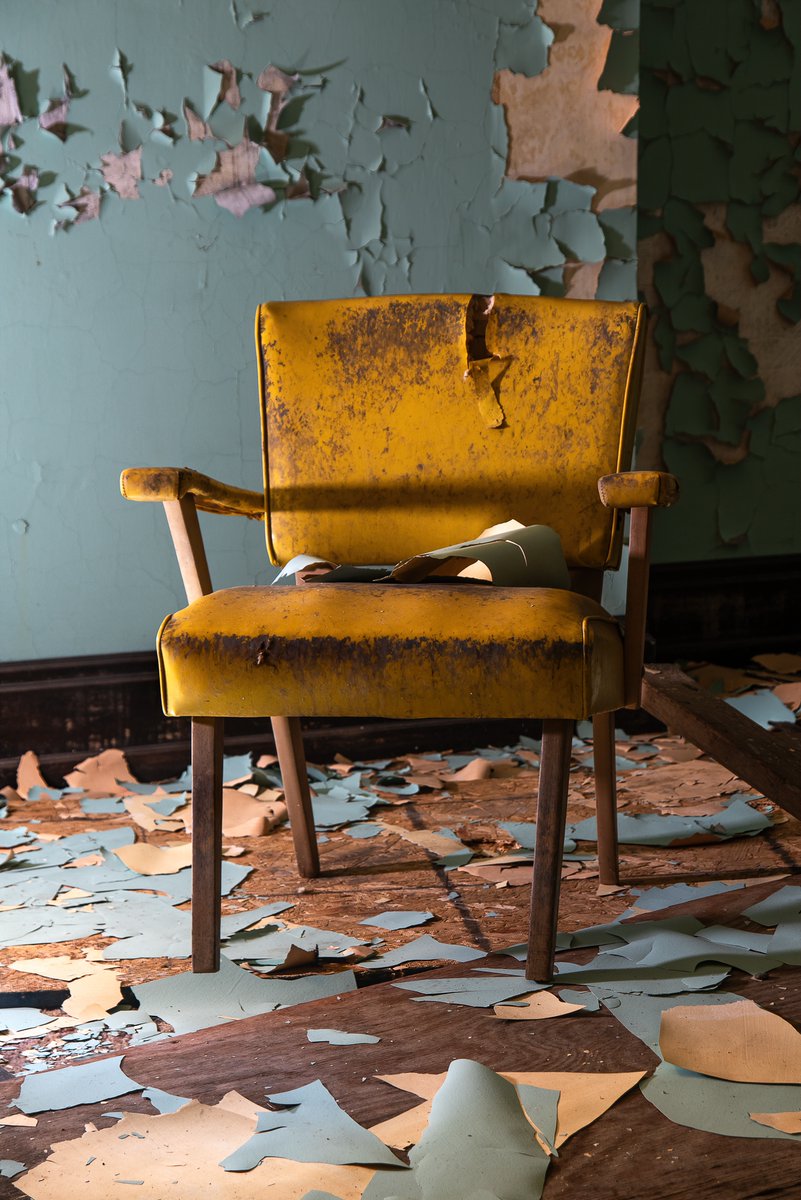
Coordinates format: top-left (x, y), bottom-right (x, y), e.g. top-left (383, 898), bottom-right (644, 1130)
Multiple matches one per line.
top-left (9, 876), bottom-right (801, 1196)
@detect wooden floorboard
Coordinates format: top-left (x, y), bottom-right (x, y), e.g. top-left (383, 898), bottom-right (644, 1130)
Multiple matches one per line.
top-left (2, 882), bottom-right (801, 1197)
top-left (3, 770), bottom-right (798, 1000)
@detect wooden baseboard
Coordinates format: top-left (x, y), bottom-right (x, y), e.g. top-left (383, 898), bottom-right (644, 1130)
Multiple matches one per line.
top-left (0, 651), bottom-right (554, 784)
top-left (0, 714), bottom-right (544, 787)
top-left (648, 553), bottom-right (801, 662)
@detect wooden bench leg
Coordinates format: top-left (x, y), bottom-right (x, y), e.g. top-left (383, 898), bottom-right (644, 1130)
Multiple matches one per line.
top-left (191, 716), bottom-right (223, 972)
top-left (527, 718), bottom-right (573, 982)
top-left (593, 709), bottom-right (620, 885)
top-left (271, 716), bottom-right (320, 879)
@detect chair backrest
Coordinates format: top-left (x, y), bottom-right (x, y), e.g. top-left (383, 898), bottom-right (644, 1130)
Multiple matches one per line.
top-left (255, 294), bottom-right (646, 571)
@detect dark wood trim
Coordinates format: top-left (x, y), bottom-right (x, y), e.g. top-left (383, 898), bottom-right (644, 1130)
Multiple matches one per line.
top-left (0, 648), bottom-right (550, 785)
top-left (0, 717), bottom-right (545, 788)
top-left (0, 650), bottom-right (179, 778)
top-left (648, 552), bottom-right (801, 662)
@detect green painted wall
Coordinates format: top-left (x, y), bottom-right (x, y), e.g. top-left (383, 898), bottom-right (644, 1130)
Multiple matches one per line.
top-left (639, 0), bottom-right (801, 563)
top-left (2, 0), bottom-right (638, 661)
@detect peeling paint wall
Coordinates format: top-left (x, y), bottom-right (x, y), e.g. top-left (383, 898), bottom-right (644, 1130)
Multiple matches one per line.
top-left (638, 0), bottom-right (801, 562)
top-left (1, 0), bottom-right (638, 661)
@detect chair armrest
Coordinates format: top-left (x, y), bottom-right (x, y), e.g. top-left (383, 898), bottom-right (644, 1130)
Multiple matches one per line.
top-left (120, 467), bottom-right (264, 520)
top-left (121, 468), bottom-right (264, 604)
top-left (598, 471), bottom-right (679, 510)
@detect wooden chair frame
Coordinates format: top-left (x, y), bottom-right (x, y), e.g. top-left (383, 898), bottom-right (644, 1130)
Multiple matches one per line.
top-left (144, 476), bottom-right (675, 981)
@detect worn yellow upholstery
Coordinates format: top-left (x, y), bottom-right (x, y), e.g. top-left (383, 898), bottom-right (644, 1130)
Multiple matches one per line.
top-left (158, 584), bottom-right (625, 721)
top-left (121, 467), bottom-right (264, 520)
top-left (143, 293), bottom-right (652, 727)
top-left (598, 470), bottom-right (679, 510)
top-left (256, 294), bottom-right (646, 572)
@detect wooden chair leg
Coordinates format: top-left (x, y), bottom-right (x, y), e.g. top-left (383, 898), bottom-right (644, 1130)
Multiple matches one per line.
top-left (527, 719), bottom-right (573, 982)
top-left (593, 709), bottom-right (620, 885)
top-left (271, 716), bottom-right (320, 879)
top-left (191, 716), bottom-right (223, 972)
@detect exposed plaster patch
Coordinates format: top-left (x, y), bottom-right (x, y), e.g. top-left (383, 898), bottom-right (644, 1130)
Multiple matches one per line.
top-left (55, 186), bottom-right (102, 230)
top-left (494, 0), bottom-right (638, 209)
top-left (257, 65), bottom-right (299, 163)
top-left (564, 261), bottom-right (604, 299)
top-left (38, 66), bottom-right (82, 141)
top-left (100, 147), bottom-right (142, 200)
top-left (193, 135), bottom-right (276, 216)
top-left (0, 57), bottom-right (23, 126)
top-left (39, 95), bottom-right (69, 140)
top-left (688, 430), bottom-right (752, 466)
top-left (205, 59), bottom-right (241, 114)
top-left (701, 203), bottom-right (801, 414)
top-left (183, 100), bottom-right (213, 141)
top-left (11, 167), bottom-right (38, 214)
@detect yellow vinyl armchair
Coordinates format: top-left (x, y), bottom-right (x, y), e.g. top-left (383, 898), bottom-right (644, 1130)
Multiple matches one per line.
top-left (121, 294), bottom-right (678, 981)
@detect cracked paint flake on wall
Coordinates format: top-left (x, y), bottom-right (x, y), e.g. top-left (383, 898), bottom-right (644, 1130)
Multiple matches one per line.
top-left (0, 2), bottom-right (640, 287)
top-left (638, 0), bottom-right (801, 561)
top-left (0, 46), bottom-right (323, 225)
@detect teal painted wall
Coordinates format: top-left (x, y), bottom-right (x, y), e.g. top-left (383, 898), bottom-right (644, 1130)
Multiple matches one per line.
top-left (1, 0), bottom-right (638, 661)
top-left (638, 0), bottom-right (801, 563)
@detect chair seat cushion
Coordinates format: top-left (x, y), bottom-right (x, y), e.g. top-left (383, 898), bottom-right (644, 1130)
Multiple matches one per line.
top-left (158, 584), bottom-right (625, 720)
